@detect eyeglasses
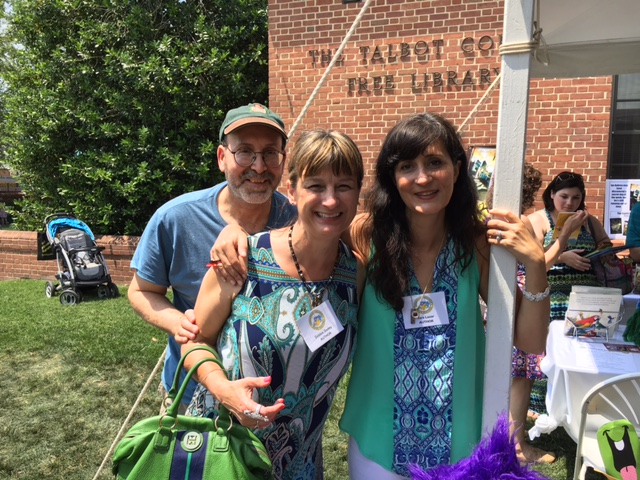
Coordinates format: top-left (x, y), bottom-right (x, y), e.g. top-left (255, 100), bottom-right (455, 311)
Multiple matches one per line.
top-left (224, 145), bottom-right (285, 168)
top-left (556, 172), bottom-right (582, 182)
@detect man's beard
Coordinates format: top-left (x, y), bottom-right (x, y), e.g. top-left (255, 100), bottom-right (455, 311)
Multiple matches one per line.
top-left (226, 170), bottom-right (277, 204)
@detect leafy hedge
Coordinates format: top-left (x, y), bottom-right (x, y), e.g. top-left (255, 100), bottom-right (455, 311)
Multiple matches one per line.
top-left (0, 0), bottom-right (268, 235)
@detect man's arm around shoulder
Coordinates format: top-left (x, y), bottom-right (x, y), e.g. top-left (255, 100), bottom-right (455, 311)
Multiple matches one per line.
top-left (128, 273), bottom-right (198, 344)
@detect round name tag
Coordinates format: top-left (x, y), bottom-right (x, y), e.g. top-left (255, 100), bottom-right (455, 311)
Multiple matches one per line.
top-left (309, 309), bottom-right (326, 330)
top-left (412, 295), bottom-right (434, 319)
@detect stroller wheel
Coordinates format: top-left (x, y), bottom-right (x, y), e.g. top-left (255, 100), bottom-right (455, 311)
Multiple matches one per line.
top-left (59, 289), bottom-right (80, 306)
top-left (45, 281), bottom-right (56, 298)
top-left (108, 282), bottom-right (119, 298)
top-left (97, 285), bottom-right (110, 299)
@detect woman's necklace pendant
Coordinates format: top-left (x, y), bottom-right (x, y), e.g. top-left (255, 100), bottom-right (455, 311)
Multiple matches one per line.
top-left (311, 290), bottom-right (324, 308)
top-left (288, 224), bottom-right (338, 311)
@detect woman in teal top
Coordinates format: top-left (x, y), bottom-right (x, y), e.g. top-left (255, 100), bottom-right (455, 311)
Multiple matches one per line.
top-left (626, 202), bottom-right (640, 262)
top-left (340, 113), bottom-right (551, 478)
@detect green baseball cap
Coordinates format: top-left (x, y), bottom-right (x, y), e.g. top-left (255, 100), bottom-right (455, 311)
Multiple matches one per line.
top-left (219, 103), bottom-right (287, 144)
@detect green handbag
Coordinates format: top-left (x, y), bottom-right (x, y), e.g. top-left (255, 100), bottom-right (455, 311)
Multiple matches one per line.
top-left (112, 346), bottom-right (273, 479)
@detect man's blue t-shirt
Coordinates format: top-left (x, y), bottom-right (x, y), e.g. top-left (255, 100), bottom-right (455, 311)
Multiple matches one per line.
top-left (626, 202), bottom-right (640, 248)
top-left (131, 182), bottom-right (297, 403)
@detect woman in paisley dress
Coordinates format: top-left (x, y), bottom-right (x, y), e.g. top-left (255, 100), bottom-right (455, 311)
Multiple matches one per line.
top-left (340, 113), bottom-right (550, 479)
top-left (181, 129), bottom-right (365, 480)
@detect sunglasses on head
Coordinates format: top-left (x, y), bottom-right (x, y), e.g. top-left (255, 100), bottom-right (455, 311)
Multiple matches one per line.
top-left (556, 172), bottom-right (582, 182)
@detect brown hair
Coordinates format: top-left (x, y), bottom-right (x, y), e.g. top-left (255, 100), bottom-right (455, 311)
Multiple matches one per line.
top-left (486, 162), bottom-right (542, 213)
top-left (288, 129), bottom-right (363, 189)
top-left (542, 171), bottom-right (586, 212)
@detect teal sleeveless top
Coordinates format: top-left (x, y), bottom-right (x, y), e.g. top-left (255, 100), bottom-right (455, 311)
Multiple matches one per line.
top-left (340, 240), bottom-right (484, 475)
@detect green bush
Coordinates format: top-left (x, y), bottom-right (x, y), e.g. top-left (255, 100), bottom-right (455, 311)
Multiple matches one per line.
top-left (0, 0), bottom-right (268, 235)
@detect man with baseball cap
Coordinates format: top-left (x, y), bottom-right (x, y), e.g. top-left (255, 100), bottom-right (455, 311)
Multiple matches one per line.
top-left (128, 103), bottom-right (297, 413)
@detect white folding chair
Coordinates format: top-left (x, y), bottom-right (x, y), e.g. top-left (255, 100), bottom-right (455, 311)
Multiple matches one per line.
top-left (573, 372), bottom-right (640, 480)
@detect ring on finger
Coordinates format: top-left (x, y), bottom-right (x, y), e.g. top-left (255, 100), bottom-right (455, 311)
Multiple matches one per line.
top-left (243, 409), bottom-right (269, 422)
top-left (206, 259), bottom-right (223, 268)
top-left (496, 231), bottom-right (502, 243)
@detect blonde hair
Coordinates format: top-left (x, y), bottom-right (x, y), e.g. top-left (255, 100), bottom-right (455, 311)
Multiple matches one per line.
top-left (288, 130), bottom-right (363, 188)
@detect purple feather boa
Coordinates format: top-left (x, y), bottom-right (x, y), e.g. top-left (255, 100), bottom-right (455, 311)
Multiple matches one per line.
top-left (408, 413), bottom-right (551, 480)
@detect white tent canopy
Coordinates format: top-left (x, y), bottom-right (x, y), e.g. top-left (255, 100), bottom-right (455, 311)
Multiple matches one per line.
top-left (484, 0), bottom-right (640, 430)
top-left (531, 0), bottom-right (640, 78)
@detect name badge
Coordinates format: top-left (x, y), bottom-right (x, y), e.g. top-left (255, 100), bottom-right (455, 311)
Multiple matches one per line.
top-left (402, 291), bottom-right (449, 329)
top-left (297, 301), bottom-right (344, 352)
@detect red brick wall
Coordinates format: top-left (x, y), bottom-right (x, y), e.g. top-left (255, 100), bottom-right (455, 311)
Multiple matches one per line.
top-left (526, 76), bottom-right (612, 215)
top-left (0, 230), bottom-right (138, 285)
top-left (269, 0), bottom-right (612, 220)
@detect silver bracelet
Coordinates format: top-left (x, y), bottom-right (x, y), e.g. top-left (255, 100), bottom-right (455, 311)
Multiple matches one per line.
top-left (522, 285), bottom-right (550, 302)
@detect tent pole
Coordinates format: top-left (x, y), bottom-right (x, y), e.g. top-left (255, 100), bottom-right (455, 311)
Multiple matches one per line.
top-left (483, 0), bottom-right (535, 432)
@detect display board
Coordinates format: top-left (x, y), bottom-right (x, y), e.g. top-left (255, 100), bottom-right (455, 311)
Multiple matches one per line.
top-left (605, 179), bottom-right (640, 240)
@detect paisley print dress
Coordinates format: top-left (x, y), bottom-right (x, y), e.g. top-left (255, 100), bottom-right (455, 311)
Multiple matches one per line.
top-left (188, 232), bottom-right (358, 480)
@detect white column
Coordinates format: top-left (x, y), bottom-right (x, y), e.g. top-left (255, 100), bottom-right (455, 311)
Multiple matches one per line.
top-left (482, 0), bottom-right (535, 431)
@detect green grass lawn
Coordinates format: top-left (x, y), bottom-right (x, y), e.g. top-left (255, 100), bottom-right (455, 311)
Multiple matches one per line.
top-left (0, 279), bottom-right (574, 479)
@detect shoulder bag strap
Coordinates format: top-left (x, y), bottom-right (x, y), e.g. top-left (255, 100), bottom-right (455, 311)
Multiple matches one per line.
top-left (587, 215), bottom-right (613, 249)
top-left (166, 346), bottom-right (225, 412)
top-left (166, 353), bottom-right (226, 417)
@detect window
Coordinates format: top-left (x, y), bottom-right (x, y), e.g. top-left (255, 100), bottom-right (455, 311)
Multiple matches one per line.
top-left (609, 74), bottom-right (640, 179)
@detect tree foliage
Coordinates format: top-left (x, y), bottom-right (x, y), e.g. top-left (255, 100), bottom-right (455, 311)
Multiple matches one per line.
top-left (0, 0), bottom-right (268, 235)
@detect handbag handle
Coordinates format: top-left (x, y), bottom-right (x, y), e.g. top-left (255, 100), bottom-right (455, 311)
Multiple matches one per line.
top-left (587, 215), bottom-right (613, 249)
top-left (165, 346), bottom-right (227, 418)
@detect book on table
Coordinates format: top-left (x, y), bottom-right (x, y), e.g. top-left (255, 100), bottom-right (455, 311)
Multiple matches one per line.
top-left (563, 285), bottom-right (623, 340)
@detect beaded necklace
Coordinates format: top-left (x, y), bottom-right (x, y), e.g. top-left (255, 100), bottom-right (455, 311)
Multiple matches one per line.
top-left (287, 224), bottom-right (340, 308)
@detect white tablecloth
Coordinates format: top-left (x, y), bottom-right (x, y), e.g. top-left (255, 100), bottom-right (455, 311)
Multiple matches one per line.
top-left (533, 321), bottom-right (640, 442)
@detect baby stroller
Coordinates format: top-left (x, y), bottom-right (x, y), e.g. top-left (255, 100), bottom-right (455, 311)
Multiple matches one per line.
top-left (44, 213), bottom-right (119, 305)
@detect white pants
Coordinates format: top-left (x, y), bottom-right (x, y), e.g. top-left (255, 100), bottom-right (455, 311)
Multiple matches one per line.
top-left (348, 437), bottom-right (410, 480)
